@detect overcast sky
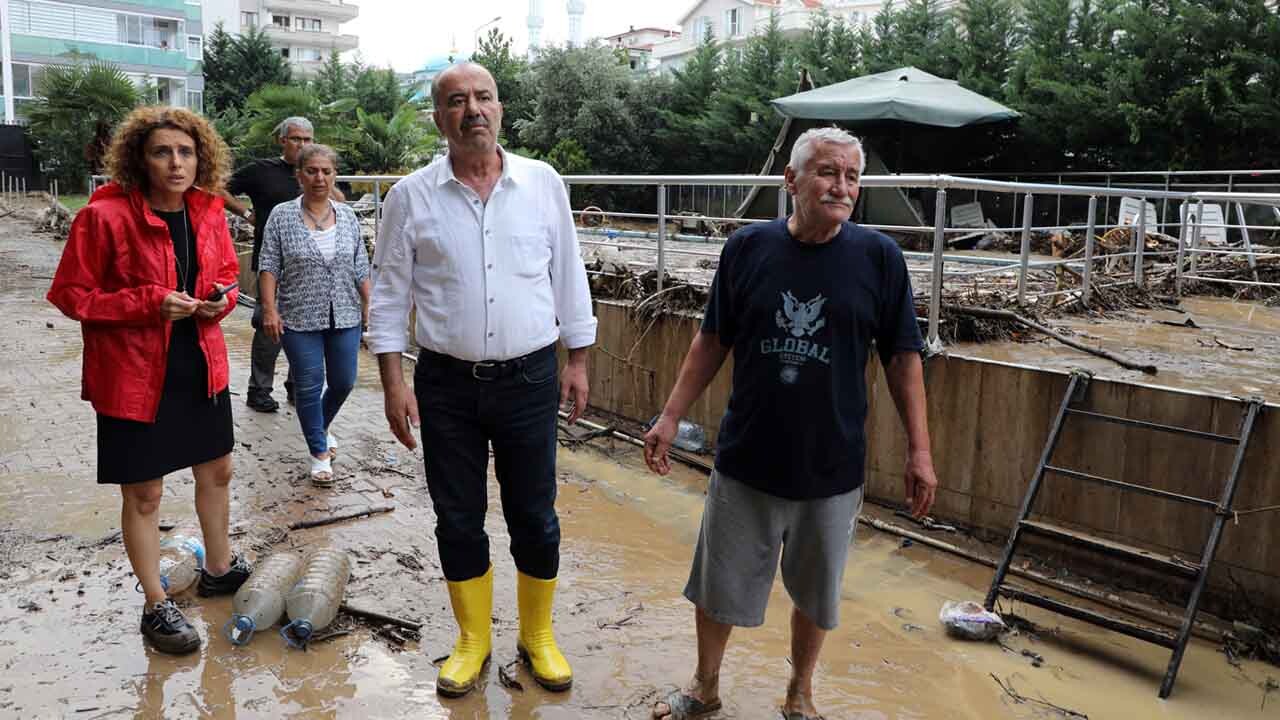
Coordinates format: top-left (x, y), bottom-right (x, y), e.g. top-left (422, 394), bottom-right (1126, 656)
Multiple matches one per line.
top-left (343, 0), bottom-right (692, 72)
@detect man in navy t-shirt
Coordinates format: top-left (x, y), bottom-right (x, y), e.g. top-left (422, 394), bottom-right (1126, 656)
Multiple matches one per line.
top-left (645, 127), bottom-right (938, 720)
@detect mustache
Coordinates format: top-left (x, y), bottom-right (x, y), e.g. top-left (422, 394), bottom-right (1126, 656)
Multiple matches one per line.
top-left (820, 194), bottom-right (854, 208)
top-left (462, 116), bottom-right (490, 129)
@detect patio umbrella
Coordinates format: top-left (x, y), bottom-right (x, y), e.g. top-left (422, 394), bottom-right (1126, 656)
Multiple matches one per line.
top-left (771, 66), bottom-right (1019, 128)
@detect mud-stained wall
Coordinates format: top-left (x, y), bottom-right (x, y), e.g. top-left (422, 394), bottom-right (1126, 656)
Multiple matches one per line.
top-left (586, 299), bottom-right (1280, 621)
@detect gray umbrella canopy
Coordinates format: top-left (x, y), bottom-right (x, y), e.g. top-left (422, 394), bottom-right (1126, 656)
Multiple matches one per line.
top-left (771, 67), bottom-right (1019, 128)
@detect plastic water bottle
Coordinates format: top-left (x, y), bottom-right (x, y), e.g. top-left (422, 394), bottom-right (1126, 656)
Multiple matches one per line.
top-left (281, 549), bottom-right (351, 649)
top-left (158, 535), bottom-right (205, 595)
top-left (225, 552), bottom-right (305, 646)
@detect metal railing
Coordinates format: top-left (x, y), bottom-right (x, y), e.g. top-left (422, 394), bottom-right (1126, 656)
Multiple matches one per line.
top-left (87, 172), bottom-right (1280, 348)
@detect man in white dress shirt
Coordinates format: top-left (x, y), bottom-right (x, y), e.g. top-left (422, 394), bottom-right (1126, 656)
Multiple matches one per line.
top-left (367, 62), bottom-right (596, 698)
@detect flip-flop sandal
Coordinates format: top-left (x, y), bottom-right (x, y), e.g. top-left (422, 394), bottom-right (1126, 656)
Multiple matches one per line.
top-left (654, 690), bottom-right (721, 719)
top-left (779, 709), bottom-right (826, 720)
top-left (310, 454), bottom-right (334, 487)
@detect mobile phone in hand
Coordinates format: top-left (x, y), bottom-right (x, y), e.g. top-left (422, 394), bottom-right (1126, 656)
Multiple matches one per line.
top-left (207, 282), bottom-right (238, 301)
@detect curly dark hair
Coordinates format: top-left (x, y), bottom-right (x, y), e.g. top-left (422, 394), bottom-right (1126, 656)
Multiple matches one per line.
top-left (104, 105), bottom-right (231, 194)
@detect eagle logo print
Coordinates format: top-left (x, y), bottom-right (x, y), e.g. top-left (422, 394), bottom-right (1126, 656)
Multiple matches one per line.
top-left (776, 291), bottom-right (827, 338)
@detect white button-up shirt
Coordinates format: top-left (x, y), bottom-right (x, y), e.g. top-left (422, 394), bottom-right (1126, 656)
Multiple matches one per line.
top-left (367, 148), bottom-right (597, 362)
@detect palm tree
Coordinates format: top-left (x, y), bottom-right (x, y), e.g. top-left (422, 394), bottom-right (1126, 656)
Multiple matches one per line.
top-left (26, 62), bottom-right (141, 191)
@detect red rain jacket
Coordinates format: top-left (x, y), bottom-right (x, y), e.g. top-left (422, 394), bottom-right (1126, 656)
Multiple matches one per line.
top-left (47, 183), bottom-right (240, 422)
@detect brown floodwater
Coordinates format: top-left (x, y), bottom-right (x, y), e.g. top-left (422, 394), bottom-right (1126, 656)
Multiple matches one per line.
top-left (953, 296), bottom-right (1280, 402)
top-left (2, 441), bottom-right (1277, 719)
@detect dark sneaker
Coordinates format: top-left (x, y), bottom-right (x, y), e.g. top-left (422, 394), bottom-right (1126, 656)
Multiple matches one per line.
top-left (246, 392), bottom-right (279, 413)
top-left (197, 553), bottom-right (253, 597)
top-left (141, 599), bottom-right (201, 655)
top-left (285, 379), bottom-right (296, 406)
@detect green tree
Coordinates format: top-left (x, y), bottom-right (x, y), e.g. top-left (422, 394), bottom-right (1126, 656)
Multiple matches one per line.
top-left (204, 25), bottom-right (291, 115)
top-left (955, 0), bottom-right (1020, 100)
top-left (25, 62), bottom-right (140, 191)
top-left (1006, 0), bottom-right (1121, 168)
top-left (349, 105), bottom-right (438, 173)
top-left (655, 33), bottom-right (722, 173)
top-left (1105, 0), bottom-right (1280, 168)
top-left (702, 12), bottom-right (798, 172)
top-left (313, 50), bottom-right (349, 104)
top-left (351, 65), bottom-right (406, 118)
top-left (794, 11), bottom-right (862, 86)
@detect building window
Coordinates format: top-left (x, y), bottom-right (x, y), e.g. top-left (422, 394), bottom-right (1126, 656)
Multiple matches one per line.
top-left (295, 17), bottom-right (321, 31)
top-left (11, 63), bottom-right (38, 98)
top-left (241, 11), bottom-right (257, 28)
top-left (296, 48), bottom-right (322, 62)
top-left (187, 35), bottom-right (202, 60)
top-left (186, 91), bottom-right (203, 113)
top-left (725, 8), bottom-right (741, 37)
top-left (272, 15), bottom-right (290, 27)
top-left (280, 47), bottom-right (291, 58)
top-left (693, 16), bottom-right (713, 41)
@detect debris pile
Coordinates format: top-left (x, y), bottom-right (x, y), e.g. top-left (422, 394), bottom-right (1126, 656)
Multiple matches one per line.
top-left (33, 195), bottom-right (72, 240)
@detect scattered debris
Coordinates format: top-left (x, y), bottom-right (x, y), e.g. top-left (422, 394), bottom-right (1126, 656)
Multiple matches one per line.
top-left (1021, 649), bottom-right (1045, 668)
top-left (946, 305), bottom-right (1158, 374)
top-left (991, 673), bottom-right (1088, 719)
top-left (498, 660), bottom-right (524, 691)
top-left (33, 196), bottom-right (72, 239)
top-left (939, 601), bottom-right (1007, 641)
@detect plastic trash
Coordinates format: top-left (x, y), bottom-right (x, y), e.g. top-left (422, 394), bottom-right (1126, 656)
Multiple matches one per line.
top-left (225, 552), bottom-right (305, 646)
top-left (281, 549), bottom-right (351, 649)
top-left (939, 600), bottom-right (1007, 641)
top-left (647, 415), bottom-right (708, 454)
top-left (158, 535), bottom-right (205, 595)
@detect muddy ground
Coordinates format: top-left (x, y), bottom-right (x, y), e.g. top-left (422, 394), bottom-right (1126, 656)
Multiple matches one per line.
top-left (1, 201), bottom-right (1278, 719)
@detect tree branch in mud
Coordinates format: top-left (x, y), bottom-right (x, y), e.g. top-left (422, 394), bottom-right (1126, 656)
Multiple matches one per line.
top-left (340, 602), bottom-right (423, 631)
top-left (288, 504), bottom-right (394, 530)
top-left (945, 305), bottom-right (1158, 374)
top-left (991, 673), bottom-right (1088, 719)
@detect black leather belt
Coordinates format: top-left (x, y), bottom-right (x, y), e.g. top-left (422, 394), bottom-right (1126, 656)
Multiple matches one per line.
top-left (418, 344), bottom-right (553, 381)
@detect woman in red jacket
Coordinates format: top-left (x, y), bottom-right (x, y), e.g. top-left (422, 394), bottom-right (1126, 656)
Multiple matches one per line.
top-left (48, 106), bottom-right (252, 655)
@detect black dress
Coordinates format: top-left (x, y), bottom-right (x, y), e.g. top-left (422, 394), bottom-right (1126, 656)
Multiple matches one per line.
top-left (96, 207), bottom-right (235, 484)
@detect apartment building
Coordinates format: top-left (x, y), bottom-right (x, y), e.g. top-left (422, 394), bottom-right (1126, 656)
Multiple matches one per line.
top-left (1, 0), bottom-right (206, 122)
top-left (235, 0), bottom-right (358, 77)
top-left (602, 26), bottom-right (681, 72)
top-left (652, 0), bottom-right (947, 71)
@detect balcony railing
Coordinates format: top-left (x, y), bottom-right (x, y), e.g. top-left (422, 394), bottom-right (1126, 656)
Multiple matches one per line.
top-left (263, 0), bottom-right (359, 23)
top-left (263, 25), bottom-right (358, 51)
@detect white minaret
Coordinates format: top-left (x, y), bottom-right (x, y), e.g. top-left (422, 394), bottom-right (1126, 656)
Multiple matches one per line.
top-left (527, 0), bottom-right (544, 59)
top-left (566, 0), bottom-right (585, 48)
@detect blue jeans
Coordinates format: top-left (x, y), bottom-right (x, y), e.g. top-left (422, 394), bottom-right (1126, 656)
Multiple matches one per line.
top-left (414, 344), bottom-right (561, 581)
top-left (281, 326), bottom-right (361, 457)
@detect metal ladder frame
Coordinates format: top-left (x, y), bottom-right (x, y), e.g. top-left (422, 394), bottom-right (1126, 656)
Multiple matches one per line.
top-left (983, 370), bottom-right (1264, 698)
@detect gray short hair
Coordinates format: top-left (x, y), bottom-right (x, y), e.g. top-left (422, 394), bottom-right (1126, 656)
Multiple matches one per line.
top-left (274, 116), bottom-right (314, 139)
top-left (789, 127), bottom-right (866, 176)
top-left (296, 143), bottom-right (339, 169)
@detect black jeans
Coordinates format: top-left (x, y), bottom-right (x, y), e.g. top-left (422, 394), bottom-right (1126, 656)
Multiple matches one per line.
top-left (415, 345), bottom-right (561, 582)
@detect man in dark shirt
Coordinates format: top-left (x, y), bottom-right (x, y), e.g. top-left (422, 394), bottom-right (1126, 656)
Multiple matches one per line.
top-left (644, 127), bottom-right (938, 720)
top-left (224, 116), bottom-right (326, 412)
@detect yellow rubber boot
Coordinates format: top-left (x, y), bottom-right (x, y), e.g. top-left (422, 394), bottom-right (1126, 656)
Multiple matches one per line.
top-left (516, 572), bottom-right (573, 691)
top-left (437, 567), bottom-right (493, 697)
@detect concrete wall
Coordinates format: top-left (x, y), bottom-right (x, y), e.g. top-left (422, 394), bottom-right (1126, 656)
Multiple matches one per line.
top-left (585, 299), bottom-right (1280, 620)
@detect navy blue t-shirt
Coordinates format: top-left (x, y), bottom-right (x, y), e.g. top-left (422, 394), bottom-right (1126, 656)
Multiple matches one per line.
top-left (702, 218), bottom-right (924, 500)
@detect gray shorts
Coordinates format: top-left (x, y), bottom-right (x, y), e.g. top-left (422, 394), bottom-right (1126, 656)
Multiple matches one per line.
top-left (683, 471), bottom-right (864, 631)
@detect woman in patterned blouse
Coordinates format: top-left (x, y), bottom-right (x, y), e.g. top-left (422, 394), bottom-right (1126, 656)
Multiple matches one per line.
top-left (258, 144), bottom-right (371, 485)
